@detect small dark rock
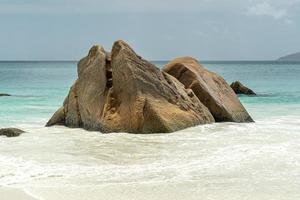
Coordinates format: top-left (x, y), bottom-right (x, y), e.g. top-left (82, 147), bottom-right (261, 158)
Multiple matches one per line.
top-left (0, 128), bottom-right (25, 137)
top-left (0, 93), bottom-right (11, 97)
top-left (230, 81), bottom-right (256, 95)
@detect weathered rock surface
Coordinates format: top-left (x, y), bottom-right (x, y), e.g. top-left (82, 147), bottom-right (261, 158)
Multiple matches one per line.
top-left (47, 41), bottom-right (215, 133)
top-left (0, 128), bottom-right (25, 137)
top-left (0, 93), bottom-right (11, 97)
top-left (230, 81), bottom-right (256, 95)
top-left (163, 57), bottom-right (253, 123)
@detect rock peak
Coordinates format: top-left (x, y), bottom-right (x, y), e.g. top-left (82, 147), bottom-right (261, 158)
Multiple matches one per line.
top-left (111, 40), bottom-right (141, 61)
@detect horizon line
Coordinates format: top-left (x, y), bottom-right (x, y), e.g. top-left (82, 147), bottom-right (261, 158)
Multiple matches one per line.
top-left (0, 59), bottom-right (289, 62)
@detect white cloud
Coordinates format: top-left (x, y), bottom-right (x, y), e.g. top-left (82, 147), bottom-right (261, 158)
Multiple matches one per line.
top-left (247, 2), bottom-right (287, 19)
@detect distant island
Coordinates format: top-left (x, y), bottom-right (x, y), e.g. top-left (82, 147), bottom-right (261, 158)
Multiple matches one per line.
top-left (278, 52), bottom-right (300, 61)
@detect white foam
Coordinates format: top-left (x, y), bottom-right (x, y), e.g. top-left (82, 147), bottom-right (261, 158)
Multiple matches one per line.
top-left (1, 116), bottom-right (300, 199)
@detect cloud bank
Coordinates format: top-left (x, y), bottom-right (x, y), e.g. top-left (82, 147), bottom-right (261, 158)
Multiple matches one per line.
top-left (0, 0), bottom-right (299, 60)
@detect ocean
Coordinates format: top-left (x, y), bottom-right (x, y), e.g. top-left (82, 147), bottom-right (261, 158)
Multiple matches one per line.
top-left (1, 61), bottom-right (300, 200)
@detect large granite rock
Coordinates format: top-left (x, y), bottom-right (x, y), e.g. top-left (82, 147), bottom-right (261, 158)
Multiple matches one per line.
top-left (0, 128), bottom-right (25, 137)
top-left (230, 81), bottom-right (256, 95)
top-left (163, 57), bottom-right (253, 122)
top-left (47, 41), bottom-right (254, 133)
top-left (47, 41), bottom-right (215, 133)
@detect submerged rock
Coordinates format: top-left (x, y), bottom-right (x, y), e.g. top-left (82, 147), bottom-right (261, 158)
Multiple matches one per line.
top-left (0, 93), bottom-right (11, 97)
top-left (47, 40), bottom-right (253, 133)
top-left (230, 81), bottom-right (256, 95)
top-left (163, 57), bottom-right (253, 122)
top-left (0, 128), bottom-right (25, 137)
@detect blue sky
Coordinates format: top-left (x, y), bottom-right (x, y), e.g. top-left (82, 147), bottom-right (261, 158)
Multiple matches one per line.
top-left (0, 0), bottom-right (300, 60)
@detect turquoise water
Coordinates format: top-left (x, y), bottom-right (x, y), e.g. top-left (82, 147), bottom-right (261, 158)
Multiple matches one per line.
top-left (0, 61), bottom-right (76, 126)
top-left (1, 61), bottom-right (300, 200)
top-left (1, 61), bottom-right (300, 127)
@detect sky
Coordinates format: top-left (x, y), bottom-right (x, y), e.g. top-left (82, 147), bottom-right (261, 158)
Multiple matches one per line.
top-left (0, 0), bottom-right (300, 60)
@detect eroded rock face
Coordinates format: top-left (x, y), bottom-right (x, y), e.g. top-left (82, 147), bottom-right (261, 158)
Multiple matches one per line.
top-left (230, 81), bottom-right (256, 95)
top-left (0, 128), bottom-right (25, 137)
top-left (163, 57), bottom-right (253, 123)
top-left (47, 41), bottom-right (215, 133)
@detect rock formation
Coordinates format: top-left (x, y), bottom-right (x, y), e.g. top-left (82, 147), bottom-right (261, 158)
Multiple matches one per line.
top-left (163, 57), bottom-right (253, 123)
top-left (0, 128), bottom-right (25, 137)
top-left (47, 41), bottom-right (215, 133)
top-left (230, 81), bottom-right (256, 95)
top-left (47, 40), bottom-right (253, 133)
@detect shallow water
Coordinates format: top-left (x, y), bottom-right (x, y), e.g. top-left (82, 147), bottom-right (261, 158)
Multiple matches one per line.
top-left (1, 61), bottom-right (300, 199)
